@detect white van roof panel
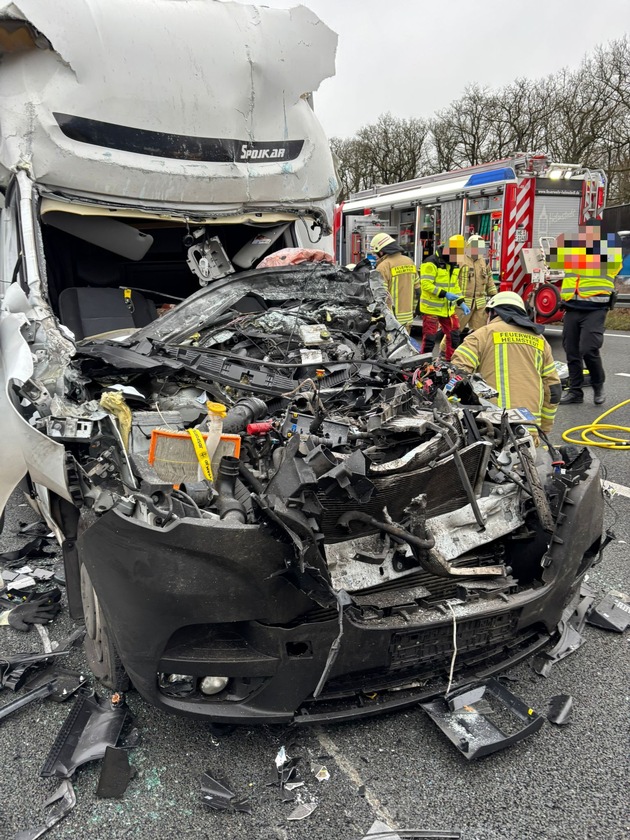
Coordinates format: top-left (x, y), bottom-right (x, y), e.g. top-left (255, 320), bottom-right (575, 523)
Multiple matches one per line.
top-left (0, 0), bottom-right (338, 206)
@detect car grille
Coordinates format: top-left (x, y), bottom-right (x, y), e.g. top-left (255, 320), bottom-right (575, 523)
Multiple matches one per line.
top-left (318, 611), bottom-right (531, 697)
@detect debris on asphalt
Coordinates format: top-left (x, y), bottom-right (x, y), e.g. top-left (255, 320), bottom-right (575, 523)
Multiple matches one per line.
top-left (0, 680), bottom-right (58, 723)
top-left (360, 820), bottom-right (462, 838)
top-left (270, 744), bottom-right (303, 790)
top-left (0, 627), bottom-right (85, 690)
top-left (17, 521), bottom-right (54, 537)
top-left (546, 694), bottom-right (574, 725)
top-left (13, 779), bottom-right (76, 840)
top-left (199, 770), bottom-right (251, 813)
top-left (283, 780), bottom-right (304, 791)
top-left (96, 746), bottom-right (135, 799)
top-left (275, 745), bottom-right (287, 770)
top-left (0, 538), bottom-right (47, 564)
top-left (313, 765), bottom-right (330, 782)
top-left (533, 587), bottom-right (595, 677)
top-left (41, 690), bottom-right (129, 778)
top-left (287, 800), bottom-right (317, 821)
top-left (421, 679), bottom-right (544, 760)
top-left (586, 590), bottom-right (630, 632)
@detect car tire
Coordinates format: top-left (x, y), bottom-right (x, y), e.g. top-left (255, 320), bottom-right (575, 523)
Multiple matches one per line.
top-left (80, 559), bottom-right (130, 692)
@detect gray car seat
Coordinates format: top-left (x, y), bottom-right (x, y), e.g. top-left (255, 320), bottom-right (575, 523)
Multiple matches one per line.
top-left (58, 287), bottom-right (158, 340)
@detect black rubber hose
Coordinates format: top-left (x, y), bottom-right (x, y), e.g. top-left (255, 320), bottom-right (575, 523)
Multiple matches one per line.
top-left (222, 398), bottom-right (268, 434)
top-left (215, 456), bottom-right (247, 522)
top-left (337, 510), bottom-right (435, 550)
top-left (237, 461), bottom-right (265, 495)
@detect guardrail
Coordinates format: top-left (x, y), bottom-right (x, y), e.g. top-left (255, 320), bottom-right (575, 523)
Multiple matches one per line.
top-left (617, 294), bottom-right (630, 309)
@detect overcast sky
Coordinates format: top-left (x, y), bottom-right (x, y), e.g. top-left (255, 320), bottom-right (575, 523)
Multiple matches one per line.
top-left (232, 0), bottom-right (629, 138)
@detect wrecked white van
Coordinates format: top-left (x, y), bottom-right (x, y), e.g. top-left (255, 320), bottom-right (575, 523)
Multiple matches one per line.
top-left (0, 0), bottom-right (608, 726)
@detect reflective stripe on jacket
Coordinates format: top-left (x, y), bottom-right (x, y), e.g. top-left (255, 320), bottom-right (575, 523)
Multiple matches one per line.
top-left (420, 259), bottom-right (462, 317)
top-left (560, 273), bottom-right (614, 303)
top-left (450, 317), bottom-right (560, 431)
top-left (376, 254), bottom-right (420, 324)
top-left (460, 255), bottom-right (497, 310)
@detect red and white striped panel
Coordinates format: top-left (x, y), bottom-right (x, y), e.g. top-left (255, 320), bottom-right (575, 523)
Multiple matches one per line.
top-left (501, 178), bottom-right (535, 296)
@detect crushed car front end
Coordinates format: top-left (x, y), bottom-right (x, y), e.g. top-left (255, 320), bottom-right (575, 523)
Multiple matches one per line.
top-left (0, 181), bottom-right (607, 726)
top-left (35, 262), bottom-right (603, 725)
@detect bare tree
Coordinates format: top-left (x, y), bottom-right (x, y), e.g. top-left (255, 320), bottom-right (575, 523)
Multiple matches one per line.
top-left (331, 38), bottom-right (630, 204)
top-left (330, 113), bottom-right (429, 199)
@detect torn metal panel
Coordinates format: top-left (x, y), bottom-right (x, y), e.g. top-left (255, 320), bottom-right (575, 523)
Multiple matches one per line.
top-left (421, 679), bottom-right (544, 760)
top-left (0, 308), bottom-right (72, 518)
top-left (0, 1), bottom-right (338, 208)
top-left (426, 484), bottom-right (523, 561)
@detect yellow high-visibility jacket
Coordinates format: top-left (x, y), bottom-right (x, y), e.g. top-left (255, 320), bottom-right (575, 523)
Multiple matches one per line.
top-left (451, 317), bottom-right (560, 432)
top-left (420, 257), bottom-right (462, 317)
top-left (376, 253), bottom-right (420, 325)
top-left (560, 273), bottom-right (615, 304)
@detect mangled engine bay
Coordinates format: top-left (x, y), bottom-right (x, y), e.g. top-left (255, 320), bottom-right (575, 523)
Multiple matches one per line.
top-left (25, 264), bottom-right (605, 723)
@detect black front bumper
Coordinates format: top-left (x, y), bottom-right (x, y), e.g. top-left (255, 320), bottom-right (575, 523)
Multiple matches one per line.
top-left (79, 459), bottom-right (605, 724)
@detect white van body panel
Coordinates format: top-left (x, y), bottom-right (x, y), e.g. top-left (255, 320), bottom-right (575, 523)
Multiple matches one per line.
top-left (0, 0), bottom-right (338, 208)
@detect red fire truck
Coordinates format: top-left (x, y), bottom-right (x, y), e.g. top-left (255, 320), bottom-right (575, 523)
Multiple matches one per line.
top-left (337, 153), bottom-right (606, 323)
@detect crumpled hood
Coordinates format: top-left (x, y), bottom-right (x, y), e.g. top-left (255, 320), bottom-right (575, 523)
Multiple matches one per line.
top-left (0, 0), bottom-right (338, 207)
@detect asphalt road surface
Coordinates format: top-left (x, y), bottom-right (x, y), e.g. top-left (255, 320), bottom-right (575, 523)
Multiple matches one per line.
top-left (0, 329), bottom-right (628, 840)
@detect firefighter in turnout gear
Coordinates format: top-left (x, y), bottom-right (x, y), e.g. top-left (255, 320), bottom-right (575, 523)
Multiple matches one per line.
top-left (370, 232), bottom-right (420, 332)
top-left (551, 221), bottom-right (621, 406)
top-left (420, 235), bottom-right (470, 360)
top-left (451, 291), bottom-right (562, 433)
top-left (459, 235), bottom-right (497, 331)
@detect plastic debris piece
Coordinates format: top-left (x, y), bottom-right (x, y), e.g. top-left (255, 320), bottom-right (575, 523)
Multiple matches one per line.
top-left (547, 694), bottom-right (574, 725)
top-left (96, 747), bottom-right (135, 798)
top-left (8, 576), bottom-right (37, 591)
top-left (283, 781), bottom-right (304, 791)
top-left (200, 771), bottom-right (251, 813)
top-left (447, 685), bottom-right (485, 711)
top-left (361, 820), bottom-right (462, 839)
top-left (275, 745), bottom-right (287, 769)
top-left (13, 780), bottom-right (76, 840)
top-left (31, 569), bottom-right (56, 582)
top-left (41, 691), bottom-right (129, 778)
top-left (314, 765), bottom-right (330, 782)
top-left (421, 679), bottom-right (544, 760)
top-left (0, 538), bottom-right (45, 563)
top-left (0, 681), bottom-right (57, 722)
top-left (533, 588), bottom-right (594, 676)
top-left (586, 591), bottom-right (630, 632)
top-left (287, 801), bottom-right (317, 821)
top-left (18, 521), bottom-right (53, 536)
top-left (363, 821), bottom-right (402, 840)
top-left (118, 727), bottom-right (141, 749)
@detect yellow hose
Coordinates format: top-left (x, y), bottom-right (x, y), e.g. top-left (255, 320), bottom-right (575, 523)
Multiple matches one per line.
top-left (561, 399), bottom-right (630, 449)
